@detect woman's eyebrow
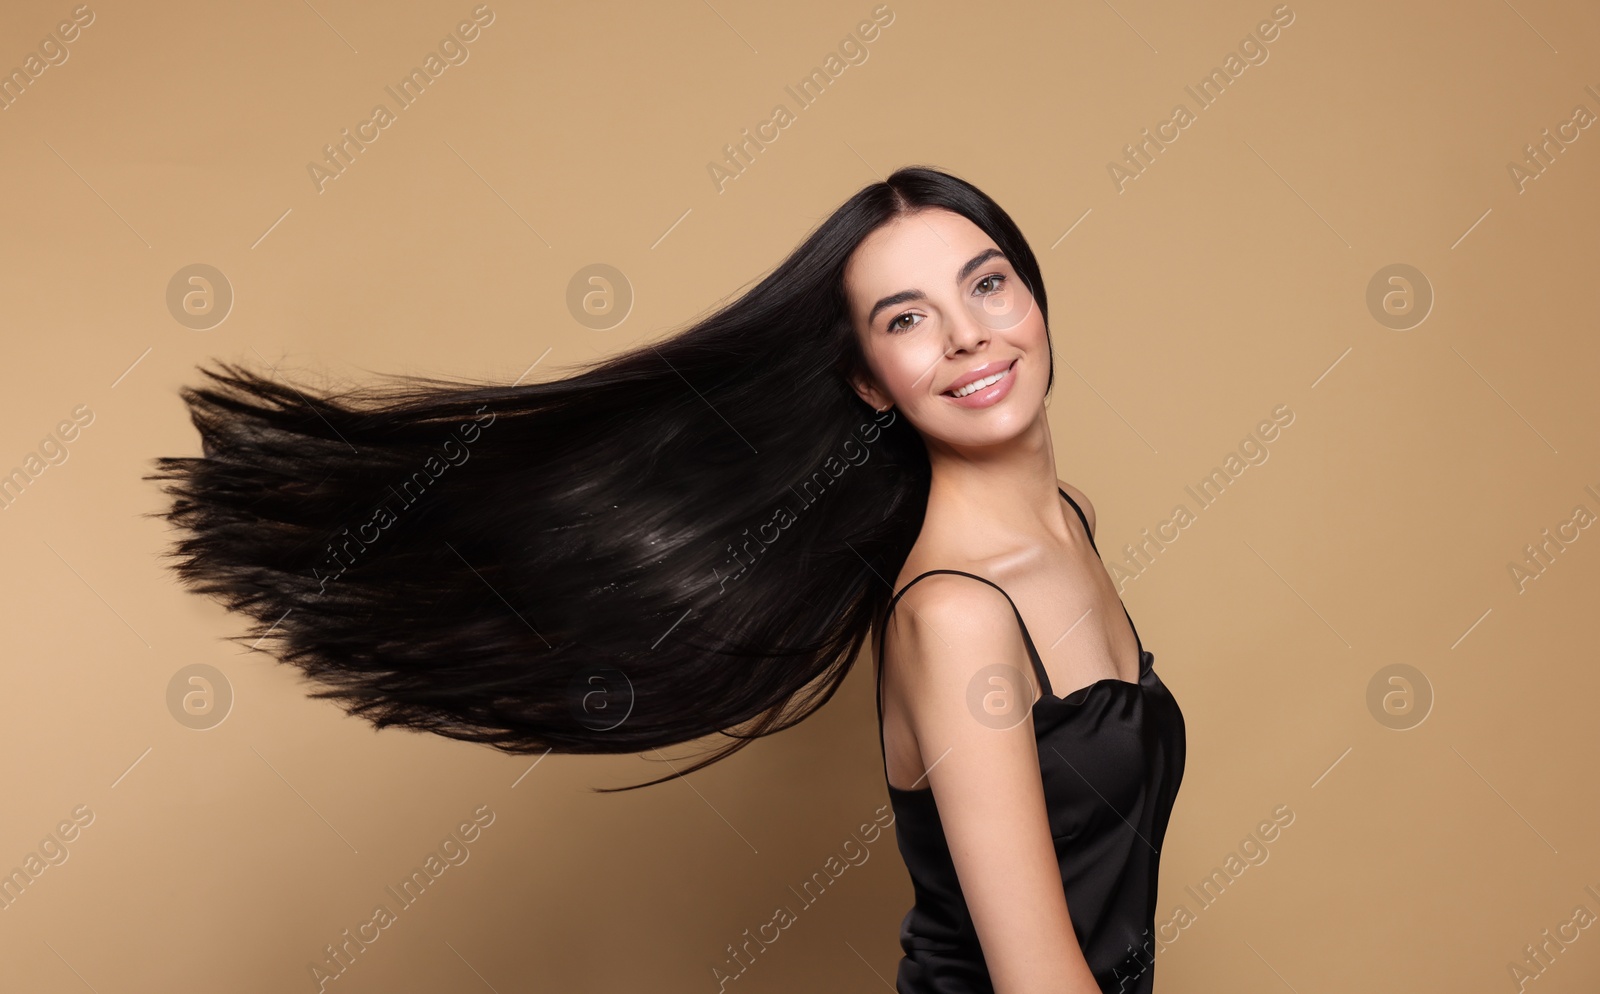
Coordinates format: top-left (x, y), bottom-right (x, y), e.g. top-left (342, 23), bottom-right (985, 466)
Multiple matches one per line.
top-left (865, 248), bottom-right (1006, 326)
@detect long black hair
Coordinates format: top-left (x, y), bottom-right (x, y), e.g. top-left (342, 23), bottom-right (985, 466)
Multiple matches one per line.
top-left (145, 165), bottom-right (1052, 791)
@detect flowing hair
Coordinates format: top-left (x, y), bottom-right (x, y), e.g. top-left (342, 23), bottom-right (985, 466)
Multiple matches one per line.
top-left (144, 165), bottom-right (1053, 791)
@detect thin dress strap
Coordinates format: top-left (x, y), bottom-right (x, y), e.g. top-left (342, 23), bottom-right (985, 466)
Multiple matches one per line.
top-left (1057, 486), bottom-right (1147, 657)
top-left (1057, 486), bottom-right (1098, 554)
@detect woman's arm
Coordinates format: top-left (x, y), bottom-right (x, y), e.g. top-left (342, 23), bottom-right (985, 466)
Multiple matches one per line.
top-left (887, 574), bottom-right (1103, 994)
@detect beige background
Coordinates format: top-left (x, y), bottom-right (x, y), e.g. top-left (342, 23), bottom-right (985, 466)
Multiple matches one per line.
top-left (2, 0), bottom-right (1598, 991)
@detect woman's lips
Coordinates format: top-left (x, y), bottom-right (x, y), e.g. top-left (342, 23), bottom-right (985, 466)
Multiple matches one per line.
top-left (942, 358), bottom-right (1018, 409)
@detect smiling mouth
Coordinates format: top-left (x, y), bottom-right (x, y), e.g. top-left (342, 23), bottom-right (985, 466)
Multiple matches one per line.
top-left (944, 359), bottom-right (1017, 398)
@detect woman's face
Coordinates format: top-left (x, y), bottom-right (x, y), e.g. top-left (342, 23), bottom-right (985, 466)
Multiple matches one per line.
top-left (844, 208), bottom-right (1049, 449)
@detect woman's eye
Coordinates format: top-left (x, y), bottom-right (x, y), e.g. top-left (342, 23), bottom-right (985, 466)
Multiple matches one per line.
top-left (886, 278), bottom-right (1006, 332)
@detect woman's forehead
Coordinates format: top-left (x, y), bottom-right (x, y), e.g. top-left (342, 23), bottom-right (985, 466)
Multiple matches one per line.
top-left (846, 211), bottom-right (997, 296)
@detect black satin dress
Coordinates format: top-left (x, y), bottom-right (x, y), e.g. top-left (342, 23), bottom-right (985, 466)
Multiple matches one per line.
top-left (874, 489), bottom-right (1186, 993)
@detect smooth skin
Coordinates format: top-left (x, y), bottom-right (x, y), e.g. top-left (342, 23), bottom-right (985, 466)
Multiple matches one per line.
top-left (846, 208), bottom-right (1143, 994)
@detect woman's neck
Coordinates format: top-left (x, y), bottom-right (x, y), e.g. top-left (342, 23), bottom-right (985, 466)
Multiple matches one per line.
top-left (920, 410), bottom-right (1075, 556)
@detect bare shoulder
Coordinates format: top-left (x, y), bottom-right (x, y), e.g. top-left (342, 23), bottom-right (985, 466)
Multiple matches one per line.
top-left (881, 570), bottom-right (1036, 708)
top-left (885, 571), bottom-right (1025, 676)
top-left (883, 571), bottom-right (1046, 754)
top-left (1056, 478), bottom-right (1097, 538)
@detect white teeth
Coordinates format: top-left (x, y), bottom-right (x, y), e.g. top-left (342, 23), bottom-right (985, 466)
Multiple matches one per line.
top-left (950, 366), bottom-right (1009, 398)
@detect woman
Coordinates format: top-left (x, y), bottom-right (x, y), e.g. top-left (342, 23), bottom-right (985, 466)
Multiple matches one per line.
top-left (146, 165), bottom-right (1183, 993)
top-left (850, 184), bottom-right (1185, 994)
